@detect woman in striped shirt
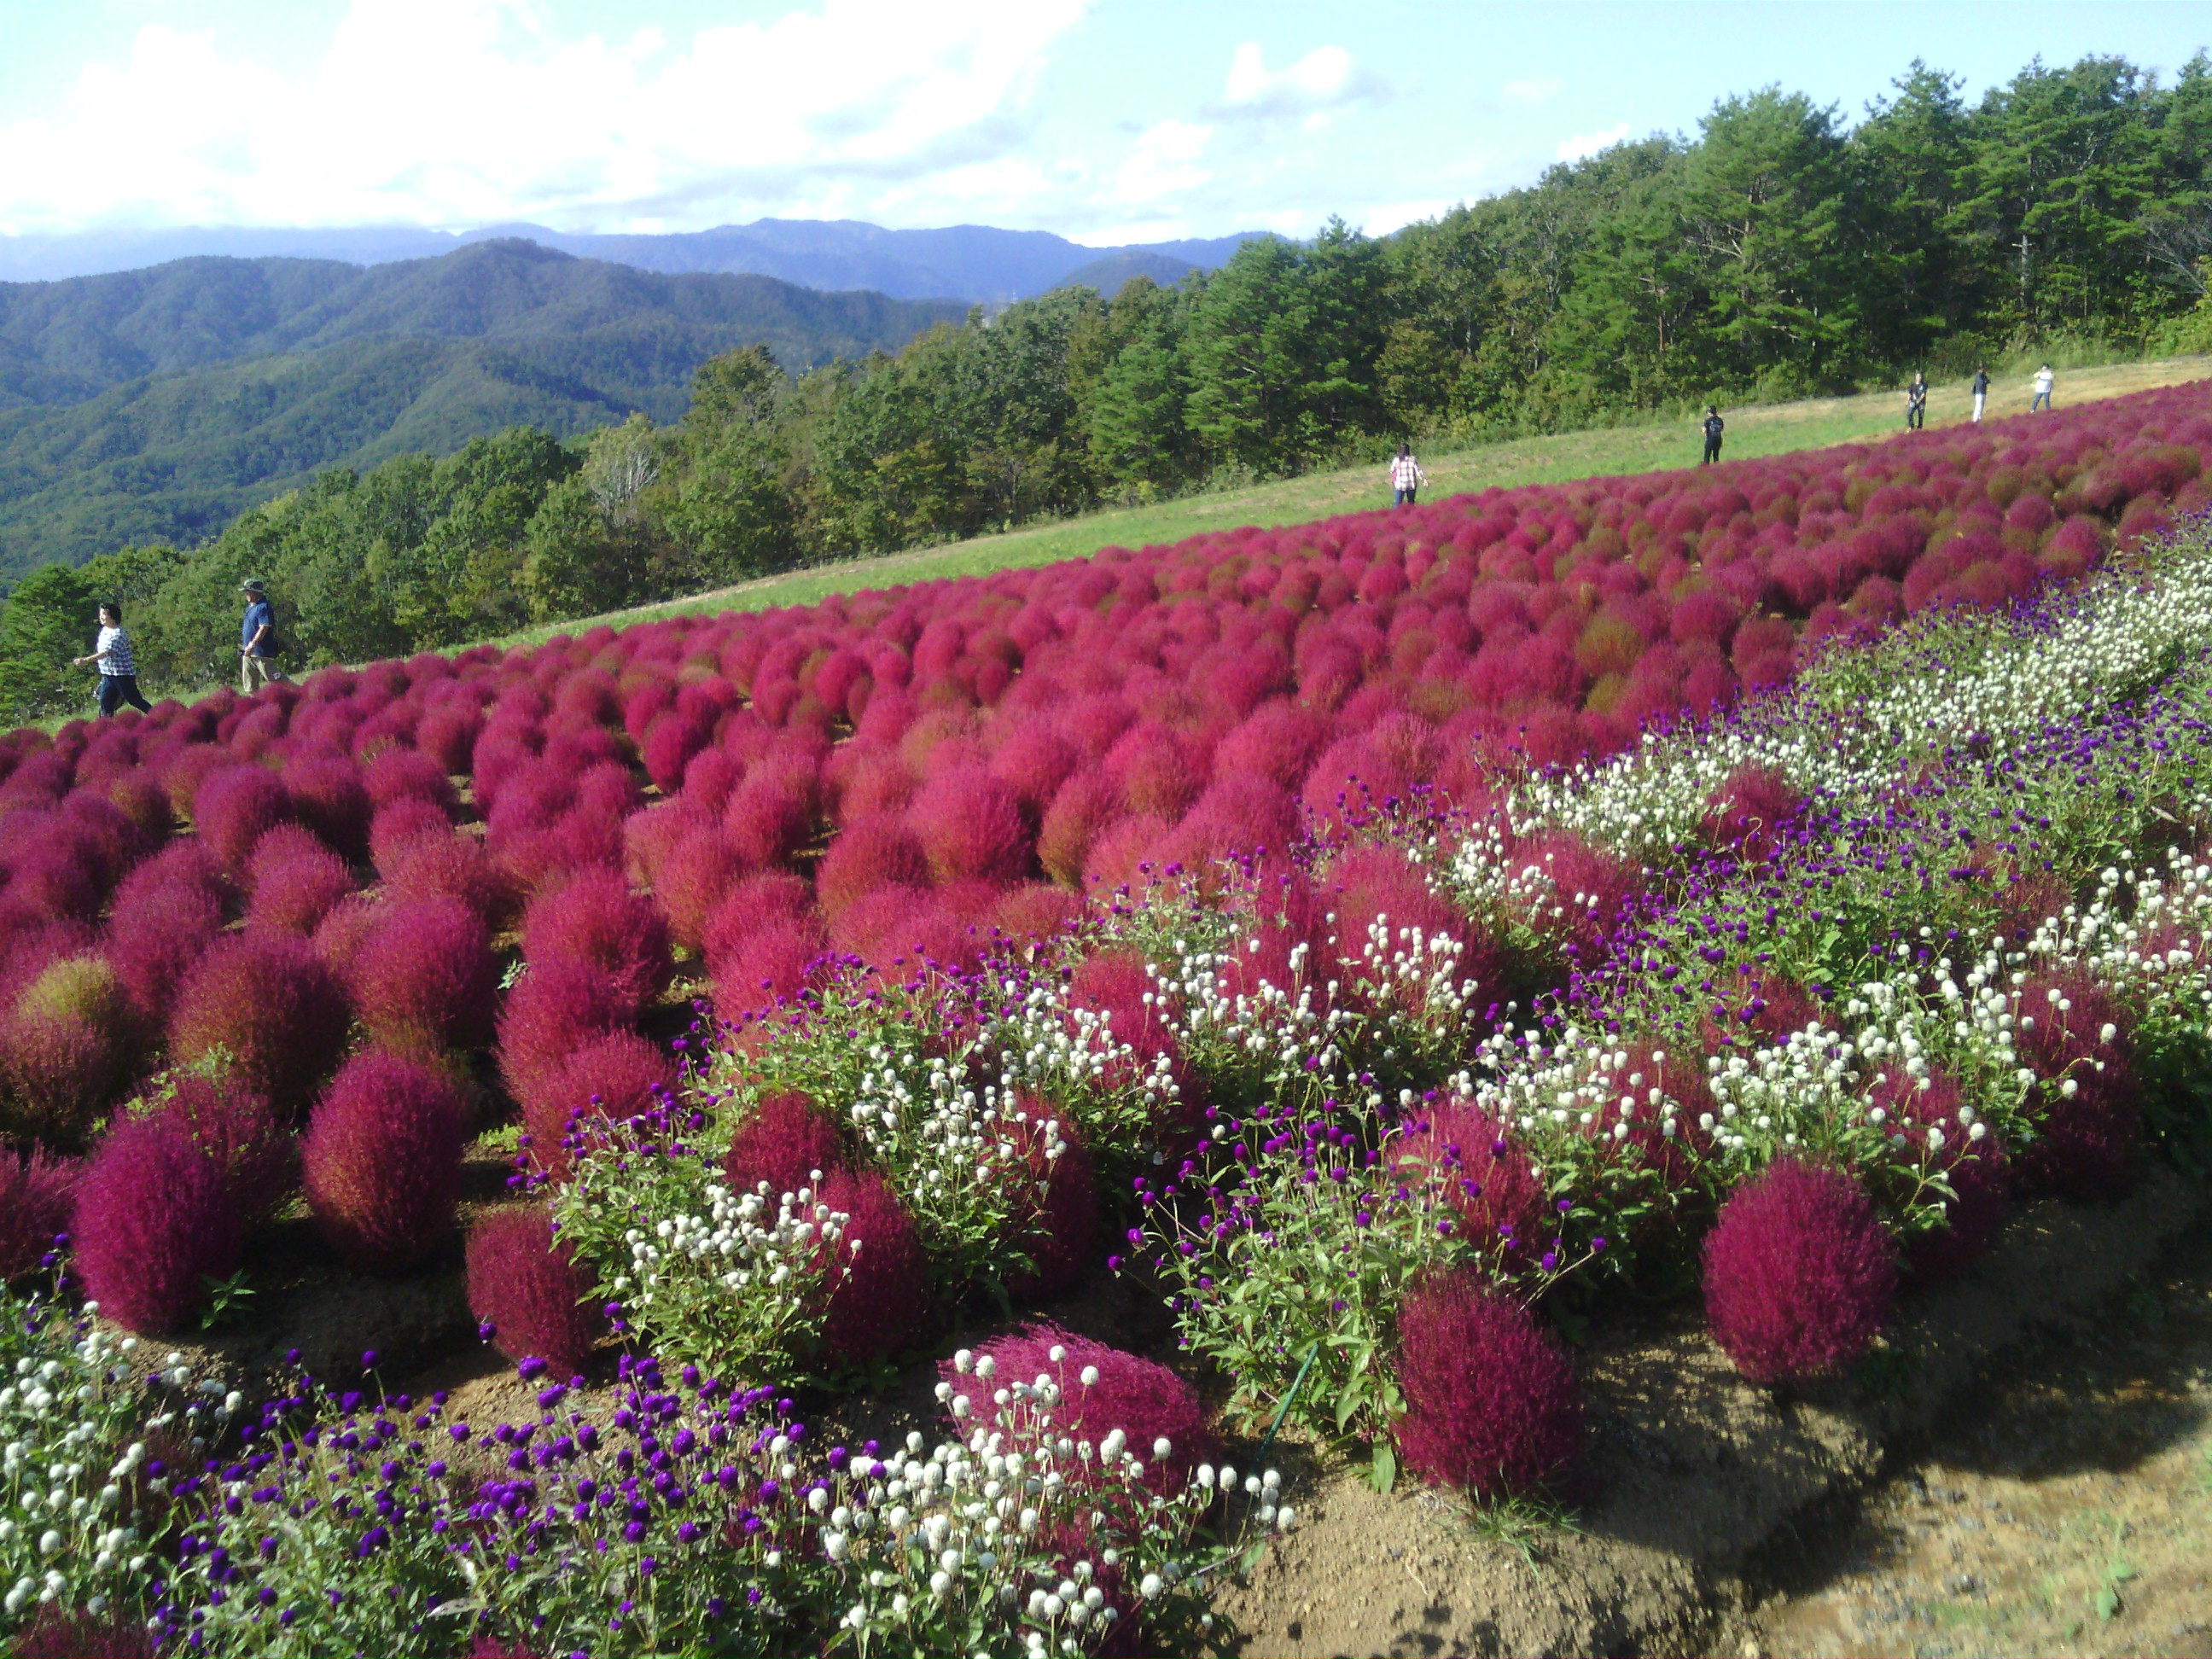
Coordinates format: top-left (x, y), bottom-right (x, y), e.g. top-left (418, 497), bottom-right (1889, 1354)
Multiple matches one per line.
top-left (73, 601), bottom-right (154, 717)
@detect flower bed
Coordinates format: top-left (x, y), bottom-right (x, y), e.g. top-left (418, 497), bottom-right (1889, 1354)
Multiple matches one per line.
top-left (0, 392), bottom-right (2208, 1650)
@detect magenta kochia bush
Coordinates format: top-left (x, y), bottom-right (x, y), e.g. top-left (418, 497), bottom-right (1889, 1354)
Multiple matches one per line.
top-left (350, 896), bottom-right (499, 1058)
top-left (2011, 969), bottom-right (2140, 1200)
top-left (0, 1146), bottom-right (78, 1282)
top-left (192, 765), bottom-right (294, 875)
top-left (70, 1114), bottom-right (243, 1333)
top-left (1702, 1159), bottom-right (1897, 1384)
top-left (812, 1169), bottom-right (933, 1368)
top-left (158, 1073), bottom-right (298, 1222)
top-left (301, 1049), bottom-right (470, 1273)
top-left (939, 1323), bottom-right (1219, 1493)
top-left (496, 956), bottom-right (632, 1107)
top-left (168, 931), bottom-right (352, 1115)
top-left (521, 866), bottom-right (673, 1016)
top-left (1393, 1268), bottom-right (1582, 1496)
top-left (522, 1032), bottom-right (672, 1177)
top-left (465, 1206), bottom-right (605, 1378)
top-left (722, 1090), bottom-right (849, 1197)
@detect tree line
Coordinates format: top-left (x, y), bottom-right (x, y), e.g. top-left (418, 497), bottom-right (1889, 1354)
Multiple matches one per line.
top-left (3, 51), bottom-right (2209, 721)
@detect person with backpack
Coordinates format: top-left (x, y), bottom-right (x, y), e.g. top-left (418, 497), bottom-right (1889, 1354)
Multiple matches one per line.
top-left (1905, 370), bottom-right (1928, 431)
top-left (239, 578), bottom-right (289, 693)
top-left (1388, 443), bottom-right (1425, 507)
top-left (71, 600), bottom-right (154, 718)
top-left (1970, 366), bottom-right (1990, 423)
top-left (1700, 406), bottom-right (1725, 465)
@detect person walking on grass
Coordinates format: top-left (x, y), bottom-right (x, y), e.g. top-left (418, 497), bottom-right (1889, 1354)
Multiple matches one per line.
top-left (1970, 365), bottom-right (1990, 422)
top-left (2031, 363), bottom-right (2055, 412)
top-left (1905, 370), bottom-right (1928, 431)
top-left (1700, 405), bottom-right (1725, 465)
top-left (239, 578), bottom-right (289, 694)
top-left (72, 601), bottom-right (153, 718)
top-left (1389, 442), bottom-right (1425, 507)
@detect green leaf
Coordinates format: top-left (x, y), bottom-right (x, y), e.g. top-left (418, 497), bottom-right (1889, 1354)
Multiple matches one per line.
top-left (1371, 1443), bottom-right (1397, 1494)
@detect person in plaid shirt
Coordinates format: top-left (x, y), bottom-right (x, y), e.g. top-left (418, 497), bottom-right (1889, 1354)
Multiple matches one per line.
top-left (72, 601), bottom-right (153, 717)
top-left (1389, 443), bottom-right (1425, 506)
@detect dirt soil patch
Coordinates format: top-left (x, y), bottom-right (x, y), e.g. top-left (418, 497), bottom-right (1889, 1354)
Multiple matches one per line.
top-left (1212, 1169), bottom-right (2206, 1657)
top-left (1746, 1225), bottom-right (2212, 1658)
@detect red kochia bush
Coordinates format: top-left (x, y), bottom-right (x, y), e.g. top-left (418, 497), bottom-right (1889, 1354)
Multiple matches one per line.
top-left (998, 1104), bottom-right (1099, 1301)
top-left (496, 957), bottom-right (632, 1107)
top-left (10, 1601), bottom-right (154, 1659)
top-left (168, 932), bottom-right (351, 1115)
top-left (465, 1207), bottom-right (604, 1378)
top-left (157, 1074), bottom-right (297, 1222)
top-left (71, 1115), bottom-right (242, 1334)
top-left (938, 1324), bottom-right (1218, 1493)
top-left (1870, 1065), bottom-right (2011, 1283)
top-left (521, 867), bottom-right (672, 1016)
top-left (244, 843), bottom-right (355, 934)
top-left (301, 1050), bottom-right (470, 1273)
top-left (1700, 765), bottom-right (1807, 863)
top-left (193, 765), bottom-right (294, 875)
top-left (381, 830), bottom-right (514, 927)
top-left (521, 1032), bottom-right (672, 1177)
top-left (812, 1170), bottom-right (933, 1367)
top-left (1702, 1159), bottom-right (1896, 1383)
top-left (815, 814), bottom-right (931, 920)
top-left (908, 766), bottom-right (1030, 885)
top-left (2011, 969), bottom-right (2140, 1199)
top-left (1394, 1268), bottom-right (1581, 1496)
top-left (351, 896), bottom-right (499, 1057)
top-left (0, 1148), bottom-right (78, 1282)
top-left (1392, 1099), bottom-right (1547, 1266)
top-left (281, 755), bottom-right (373, 862)
top-left (723, 1091), bottom-right (849, 1196)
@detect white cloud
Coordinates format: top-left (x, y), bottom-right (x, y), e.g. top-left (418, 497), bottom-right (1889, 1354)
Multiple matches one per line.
top-left (0, 0), bottom-right (1091, 234)
top-left (1216, 39), bottom-right (1380, 125)
top-left (1112, 120), bottom-right (1214, 207)
top-left (1555, 121), bottom-right (1630, 163)
top-left (1502, 76), bottom-right (1563, 106)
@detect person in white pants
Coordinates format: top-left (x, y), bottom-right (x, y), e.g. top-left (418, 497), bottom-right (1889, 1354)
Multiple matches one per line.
top-left (1970, 366), bottom-right (1988, 422)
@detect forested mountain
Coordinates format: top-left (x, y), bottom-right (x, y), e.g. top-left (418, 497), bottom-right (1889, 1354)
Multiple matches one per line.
top-left (2, 50), bottom-right (2210, 723)
top-left (0, 220), bottom-right (1265, 303)
top-left (0, 240), bottom-right (963, 572)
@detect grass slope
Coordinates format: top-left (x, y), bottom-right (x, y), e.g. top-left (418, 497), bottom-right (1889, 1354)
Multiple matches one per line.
top-left (507, 353), bottom-right (2212, 648)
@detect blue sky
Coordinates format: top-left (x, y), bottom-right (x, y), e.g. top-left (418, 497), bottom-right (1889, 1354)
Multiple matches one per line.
top-left (0, 0), bottom-right (2206, 244)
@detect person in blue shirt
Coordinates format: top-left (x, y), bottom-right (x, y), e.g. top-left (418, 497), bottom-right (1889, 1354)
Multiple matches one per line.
top-left (239, 579), bottom-right (289, 694)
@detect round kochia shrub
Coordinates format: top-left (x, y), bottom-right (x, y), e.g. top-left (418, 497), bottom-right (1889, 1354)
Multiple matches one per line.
top-left (301, 1050), bottom-right (470, 1273)
top-left (70, 1115), bottom-right (243, 1334)
top-left (192, 765), bottom-right (294, 876)
top-left (521, 867), bottom-right (673, 1016)
top-left (811, 1170), bottom-right (933, 1369)
top-left (1702, 1159), bottom-right (1896, 1384)
top-left (168, 932), bottom-right (351, 1116)
top-left (2011, 969), bottom-right (2140, 1199)
top-left (1393, 1268), bottom-right (1581, 1497)
top-left (465, 1206), bottom-right (604, 1378)
top-left (0, 1147), bottom-right (78, 1282)
top-left (938, 1323), bottom-right (1218, 1493)
top-left (496, 957), bottom-right (631, 1108)
top-left (723, 1091), bottom-right (849, 1198)
top-left (157, 1073), bottom-right (298, 1223)
top-left (521, 1032), bottom-right (672, 1177)
top-left (350, 896), bottom-right (499, 1058)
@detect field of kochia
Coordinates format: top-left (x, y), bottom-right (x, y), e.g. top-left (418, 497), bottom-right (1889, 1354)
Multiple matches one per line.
top-left (0, 385), bottom-right (2208, 1655)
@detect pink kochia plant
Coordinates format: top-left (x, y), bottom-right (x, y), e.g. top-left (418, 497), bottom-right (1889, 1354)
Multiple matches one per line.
top-left (350, 896), bottom-right (500, 1058)
top-left (1392, 1268), bottom-right (1582, 1496)
top-left (521, 867), bottom-right (673, 1016)
top-left (301, 1050), bottom-right (470, 1273)
top-left (168, 931), bottom-right (352, 1115)
top-left (936, 1323), bottom-right (1219, 1493)
top-left (810, 1170), bottom-right (933, 1368)
top-left (71, 1115), bottom-right (243, 1334)
top-left (465, 1206), bottom-right (605, 1378)
top-left (1702, 1159), bottom-right (1897, 1384)
top-left (0, 1148), bottom-right (79, 1282)
top-left (721, 1091), bottom-right (848, 1197)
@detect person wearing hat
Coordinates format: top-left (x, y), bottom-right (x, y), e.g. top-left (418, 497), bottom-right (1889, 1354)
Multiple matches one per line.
top-left (239, 579), bottom-right (288, 693)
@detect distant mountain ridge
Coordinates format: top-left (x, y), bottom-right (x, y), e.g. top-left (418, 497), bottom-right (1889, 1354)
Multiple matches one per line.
top-left (0, 218), bottom-right (1269, 304)
top-left (0, 239), bottom-right (966, 573)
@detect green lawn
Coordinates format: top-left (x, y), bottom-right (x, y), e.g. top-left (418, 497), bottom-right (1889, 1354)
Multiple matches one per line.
top-left (485, 352), bottom-right (2203, 650)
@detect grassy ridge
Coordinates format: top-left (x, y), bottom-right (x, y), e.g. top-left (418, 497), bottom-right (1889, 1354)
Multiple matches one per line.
top-left (504, 354), bottom-right (2212, 649)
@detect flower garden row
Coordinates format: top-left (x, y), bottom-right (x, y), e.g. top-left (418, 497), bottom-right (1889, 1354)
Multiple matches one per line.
top-left (0, 389), bottom-right (2202, 1652)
